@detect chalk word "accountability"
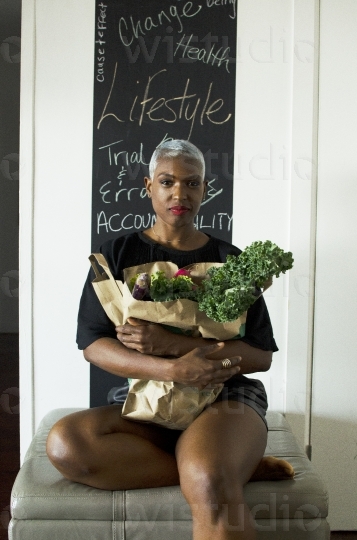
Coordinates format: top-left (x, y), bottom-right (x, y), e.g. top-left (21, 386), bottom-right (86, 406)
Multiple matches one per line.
top-left (97, 212), bottom-right (232, 234)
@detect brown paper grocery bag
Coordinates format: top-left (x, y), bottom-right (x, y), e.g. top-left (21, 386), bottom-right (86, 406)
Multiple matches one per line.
top-left (89, 253), bottom-right (247, 429)
top-left (89, 253), bottom-right (125, 327)
top-left (121, 379), bottom-right (223, 430)
top-left (89, 255), bottom-right (247, 340)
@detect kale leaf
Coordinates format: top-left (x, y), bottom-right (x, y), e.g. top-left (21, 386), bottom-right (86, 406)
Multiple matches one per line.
top-left (149, 271), bottom-right (197, 302)
top-left (129, 240), bottom-right (294, 324)
top-left (196, 240), bottom-right (294, 322)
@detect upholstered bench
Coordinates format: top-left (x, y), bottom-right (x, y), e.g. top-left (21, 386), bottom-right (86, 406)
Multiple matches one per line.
top-left (9, 408), bottom-right (329, 539)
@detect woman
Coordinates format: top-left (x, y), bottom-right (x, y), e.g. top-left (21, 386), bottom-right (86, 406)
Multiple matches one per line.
top-left (47, 140), bottom-right (293, 539)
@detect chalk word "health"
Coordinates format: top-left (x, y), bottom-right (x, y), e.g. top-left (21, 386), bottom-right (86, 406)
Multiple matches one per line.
top-left (174, 33), bottom-right (231, 73)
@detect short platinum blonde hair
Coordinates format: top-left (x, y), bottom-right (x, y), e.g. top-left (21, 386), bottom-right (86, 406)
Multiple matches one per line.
top-left (149, 139), bottom-right (205, 179)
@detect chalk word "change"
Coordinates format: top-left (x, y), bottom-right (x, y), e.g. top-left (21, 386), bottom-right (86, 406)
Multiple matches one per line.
top-left (118, 2), bottom-right (202, 47)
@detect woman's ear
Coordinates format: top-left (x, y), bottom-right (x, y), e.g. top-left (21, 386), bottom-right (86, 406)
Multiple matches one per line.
top-left (144, 177), bottom-right (152, 198)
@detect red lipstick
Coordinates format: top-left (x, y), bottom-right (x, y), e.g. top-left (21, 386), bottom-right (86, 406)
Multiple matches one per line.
top-left (170, 206), bottom-right (189, 215)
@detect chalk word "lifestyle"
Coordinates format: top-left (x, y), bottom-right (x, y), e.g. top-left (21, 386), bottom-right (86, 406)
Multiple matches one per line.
top-left (97, 66), bottom-right (232, 140)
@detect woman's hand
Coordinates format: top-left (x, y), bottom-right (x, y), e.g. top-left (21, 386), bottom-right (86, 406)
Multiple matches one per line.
top-left (171, 342), bottom-right (241, 389)
top-left (115, 317), bottom-right (178, 356)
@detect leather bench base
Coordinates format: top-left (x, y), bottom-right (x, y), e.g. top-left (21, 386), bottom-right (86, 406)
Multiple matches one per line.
top-left (10, 408), bottom-right (330, 539)
top-left (9, 518), bottom-right (331, 540)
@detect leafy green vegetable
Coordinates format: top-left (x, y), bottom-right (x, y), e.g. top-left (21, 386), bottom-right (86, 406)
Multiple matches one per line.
top-left (128, 240), bottom-right (293, 324)
top-left (196, 241), bottom-right (294, 322)
top-left (149, 271), bottom-right (197, 302)
top-left (129, 274), bottom-right (139, 291)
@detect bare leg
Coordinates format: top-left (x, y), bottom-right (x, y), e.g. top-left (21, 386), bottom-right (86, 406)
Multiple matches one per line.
top-left (46, 405), bottom-right (180, 490)
top-left (176, 401), bottom-right (268, 540)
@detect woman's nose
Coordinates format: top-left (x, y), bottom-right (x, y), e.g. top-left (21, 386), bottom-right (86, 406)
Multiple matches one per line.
top-left (173, 183), bottom-right (187, 199)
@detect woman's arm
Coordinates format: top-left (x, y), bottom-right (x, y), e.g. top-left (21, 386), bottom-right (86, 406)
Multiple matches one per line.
top-left (167, 332), bottom-right (272, 374)
top-left (115, 318), bottom-right (272, 374)
top-left (83, 337), bottom-right (241, 389)
top-left (193, 337), bottom-right (272, 374)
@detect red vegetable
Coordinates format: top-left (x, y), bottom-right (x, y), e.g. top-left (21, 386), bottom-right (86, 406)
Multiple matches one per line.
top-left (173, 268), bottom-right (191, 278)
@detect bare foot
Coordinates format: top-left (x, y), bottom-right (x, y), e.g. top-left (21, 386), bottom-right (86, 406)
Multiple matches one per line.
top-left (250, 456), bottom-right (295, 482)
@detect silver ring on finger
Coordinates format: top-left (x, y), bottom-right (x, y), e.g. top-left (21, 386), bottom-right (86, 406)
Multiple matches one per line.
top-left (221, 358), bottom-right (232, 369)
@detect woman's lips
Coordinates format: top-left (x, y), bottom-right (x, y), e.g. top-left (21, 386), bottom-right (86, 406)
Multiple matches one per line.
top-left (170, 206), bottom-right (189, 215)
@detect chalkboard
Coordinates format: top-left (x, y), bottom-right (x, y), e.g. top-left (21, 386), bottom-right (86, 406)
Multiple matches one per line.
top-left (90, 0), bottom-right (237, 406)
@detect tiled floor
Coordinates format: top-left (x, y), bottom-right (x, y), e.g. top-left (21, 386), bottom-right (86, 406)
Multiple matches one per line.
top-left (1, 333), bottom-right (356, 540)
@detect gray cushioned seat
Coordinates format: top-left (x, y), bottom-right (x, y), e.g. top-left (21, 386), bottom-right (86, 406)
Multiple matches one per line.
top-left (9, 409), bottom-right (330, 539)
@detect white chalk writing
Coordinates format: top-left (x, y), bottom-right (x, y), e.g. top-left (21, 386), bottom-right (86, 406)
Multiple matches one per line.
top-left (97, 66), bottom-right (232, 140)
top-left (201, 178), bottom-right (223, 205)
top-left (97, 211), bottom-right (155, 233)
top-left (99, 140), bottom-right (150, 167)
top-left (95, 2), bottom-right (108, 82)
top-left (174, 34), bottom-right (231, 72)
top-left (98, 177), bottom-right (222, 206)
top-left (99, 181), bottom-right (148, 204)
top-left (206, 0), bottom-right (236, 20)
top-left (97, 211), bottom-right (232, 234)
top-left (194, 213), bottom-right (233, 231)
top-left (118, 2), bottom-right (202, 47)
top-left (122, 31), bottom-right (235, 69)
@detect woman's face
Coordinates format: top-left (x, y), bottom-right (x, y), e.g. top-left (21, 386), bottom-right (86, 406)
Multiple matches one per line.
top-left (145, 156), bottom-right (206, 227)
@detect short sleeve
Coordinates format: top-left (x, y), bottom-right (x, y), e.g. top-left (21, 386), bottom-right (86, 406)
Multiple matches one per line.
top-left (76, 267), bottom-right (117, 350)
top-left (76, 233), bottom-right (153, 350)
top-left (240, 295), bottom-right (278, 352)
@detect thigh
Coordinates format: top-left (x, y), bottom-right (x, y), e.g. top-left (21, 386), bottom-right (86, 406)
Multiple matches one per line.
top-left (176, 401), bottom-right (268, 486)
top-left (48, 405), bottom-right (182, 490)
top-left (53, 404), bottom-right (181, 455)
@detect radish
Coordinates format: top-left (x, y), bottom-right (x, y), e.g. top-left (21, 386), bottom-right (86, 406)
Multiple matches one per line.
top-left (173, 268), bottom-right (191, 278)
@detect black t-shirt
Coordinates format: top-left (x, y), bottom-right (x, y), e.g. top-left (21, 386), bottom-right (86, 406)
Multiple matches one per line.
top-left (77, 231), bottom-right (278, 353)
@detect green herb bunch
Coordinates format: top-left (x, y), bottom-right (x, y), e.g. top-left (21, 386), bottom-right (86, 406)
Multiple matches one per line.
top-left (129, 241), bottom-right (293, 323)
top-left (148, 271), bottom-right (197, 302)
top-left (196, 241), bottom-right (294, 322)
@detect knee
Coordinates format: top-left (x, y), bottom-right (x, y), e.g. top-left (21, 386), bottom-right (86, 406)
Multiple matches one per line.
top-left (46, 417), bottom-right (93, 480)
top-left (179, 461), bottom-right (243, 508)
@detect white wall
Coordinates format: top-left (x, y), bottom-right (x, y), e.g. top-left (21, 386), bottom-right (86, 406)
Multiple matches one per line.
top-left (311, 0), bottom-right (357, 529)
top-left (20, 0), bottom-right (94, 446)
top-left (233, 0), bottom-right (319, 446)
top-left (20, 0), bottom-right (357, 530)
top-left (233, 0), bottom-right (293, 419)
